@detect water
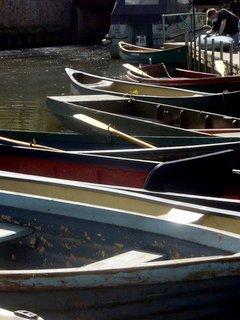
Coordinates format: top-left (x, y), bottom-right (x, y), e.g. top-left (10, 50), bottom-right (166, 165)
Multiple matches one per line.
top-left (0, 45), bottom-right (126, 132)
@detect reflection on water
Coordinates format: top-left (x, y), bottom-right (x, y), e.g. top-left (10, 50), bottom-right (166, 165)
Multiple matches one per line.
top-left (0, 45), bottom-right (126, 131)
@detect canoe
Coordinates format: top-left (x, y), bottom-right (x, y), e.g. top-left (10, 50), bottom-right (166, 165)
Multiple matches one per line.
top-left (46, 94), bottom-right (240, 137)
top-left (125, 62), bottom-right (240, 93)
top-left (1, 169), bottom-right (240, 233)
top-left (1, 190), bottom-right (240, 319)
top-left (65, 67), bottom-right (240, 117)
top-left (0, 143), bottom-right (239, 198)
top-left (118, 41), bottom-right (189, 67)
top-left (0, 308), bottom-right (44, 320)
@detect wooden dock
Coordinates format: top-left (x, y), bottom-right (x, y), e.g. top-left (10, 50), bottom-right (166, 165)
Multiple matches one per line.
top-left (188, 41), bottom-right (240, 75)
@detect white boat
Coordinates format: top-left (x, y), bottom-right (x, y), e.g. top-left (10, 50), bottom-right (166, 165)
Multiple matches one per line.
top-left (0, 308), bottom-right (43, 320)
top-left (198, 34), bottom-right (234, 50)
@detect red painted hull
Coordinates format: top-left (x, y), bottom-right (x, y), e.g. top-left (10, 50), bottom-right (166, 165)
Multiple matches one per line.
top-left (126, 63), bottom-right (240, 92)
top-left (0, 144), bottom-right (239, 198)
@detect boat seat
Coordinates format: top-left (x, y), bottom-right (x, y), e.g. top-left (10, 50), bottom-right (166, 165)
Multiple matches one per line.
top-left (85, 80), bottom-right (114, 89)
top-left (0, 222), bottom-right (32, 243)
top-left (159, 208), bottom-right (204, 224)
top-left (144, 149), bottom-right (234, 197)
top-left (79, 250), bottom-right (164, 270)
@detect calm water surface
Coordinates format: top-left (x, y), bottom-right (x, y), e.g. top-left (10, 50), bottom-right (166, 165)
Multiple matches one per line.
top-left (0, 45), bottom-right (126, 132)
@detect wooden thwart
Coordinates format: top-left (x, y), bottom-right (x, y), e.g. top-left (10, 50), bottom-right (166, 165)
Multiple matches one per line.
top-left (80, 250), bottom-right (164, 270)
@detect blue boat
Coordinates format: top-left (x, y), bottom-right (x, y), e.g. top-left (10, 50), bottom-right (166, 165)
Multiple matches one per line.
top-left (0, 189), bottom-right (240, 319)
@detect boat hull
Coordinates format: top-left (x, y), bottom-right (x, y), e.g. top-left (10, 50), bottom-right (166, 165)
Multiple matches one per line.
top-left (126, 63), bottom-right (240, 93)
top-left (64, 68), bottom-right (240, 118)
top-left (0, 190), bottom-right (240, 319)
top-left (118, 41), bottom-right (189, 67)
top-left (1, 276), bottom-right (240, 320)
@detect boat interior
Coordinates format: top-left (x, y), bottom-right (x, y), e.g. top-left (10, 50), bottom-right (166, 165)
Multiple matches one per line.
top-left (0, 193), bottom-right (237, 270)
top-left (62, 96), bottom-right (240, 130)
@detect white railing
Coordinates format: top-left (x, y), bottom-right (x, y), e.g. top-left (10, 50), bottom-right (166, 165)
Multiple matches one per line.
top-left (162, 12), bottom-right (207, 44)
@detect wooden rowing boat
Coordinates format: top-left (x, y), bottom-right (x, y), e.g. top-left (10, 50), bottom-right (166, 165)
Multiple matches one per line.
top-left (118, 41), bottom-right (188, 67)
top-left (1, 189), bottom-right (240, 319)
top-left (65, 68), bottom-right (240, 117)
top-left (0, 143), bottom-right (239, 198)
top-left (46, 94), bottom-right (240, 137)
top-left (0, 169), bottom-right (240, 232)
top-left (125, 62), bottom-right (240, 92)
top-left (79, 140), bottom-right (240, 167)
top-left (1, 129), bottom-right (240, 151)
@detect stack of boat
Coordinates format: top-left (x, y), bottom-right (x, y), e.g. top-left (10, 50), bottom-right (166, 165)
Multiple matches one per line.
top-left (2, 63), bottom-right (240, 319)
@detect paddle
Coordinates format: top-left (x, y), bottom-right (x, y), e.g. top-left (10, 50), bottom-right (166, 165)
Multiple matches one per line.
top-left (214, 60), bottom-right (227, 77)
top-left (0, 135), bottom-right (63, 152)
top-left (123, 63), bottom-right (155, 79)
top-left (73, 114), bottom-right (157, 149)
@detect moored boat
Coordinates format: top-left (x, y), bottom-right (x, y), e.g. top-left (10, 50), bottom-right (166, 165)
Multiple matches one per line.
top-left (65, 68), bottom-right (240, 117)
top-left (46, 94), bottom-right (240, 137)
top-left (1, 129), bottom-right (240, 150)
top-left (0, 189), bottom-right (240, 319)
top-left (118, 41), bottom-right (188, 67)
top-left (125, 62), bottom-right (240, 92)
top-left (0, 143), bottom-right (239, 198)
top-left (0, 308), bottom-right (44, 320)
top-left (1, 169), bottom-right (240, 233)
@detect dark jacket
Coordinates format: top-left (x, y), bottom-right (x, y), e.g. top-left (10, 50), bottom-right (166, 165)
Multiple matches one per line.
top-left (212, 9), bottom-right (239, 35)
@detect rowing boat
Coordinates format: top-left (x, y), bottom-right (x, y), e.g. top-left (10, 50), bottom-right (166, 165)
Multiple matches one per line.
top-left (0, 143), bottom-right (239, 198)
top-left (65, 68), bottom-right (240, 117)
top-left (0, 169), bottom-right (240, 231)
top-left (2, 129), bottom-right (240, 151)
top-left (46, 94), bottom-right (240, 137)
top-left (0, 189), bottom-right (240, 319)
top-left (125, 62), bottom-right (240, 92)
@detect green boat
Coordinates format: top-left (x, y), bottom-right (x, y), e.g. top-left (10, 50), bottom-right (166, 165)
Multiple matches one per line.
top-left (118, 41), bottom-right (188, 67)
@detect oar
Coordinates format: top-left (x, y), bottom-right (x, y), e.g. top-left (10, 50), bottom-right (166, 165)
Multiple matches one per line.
top-left (214, 60), bottom-right (226, 77)
top-left (123, 63), bottom-right (155, 79)
top-left (74, 114), bottom-right (157, 149)
top-left (0, 135), bottom-right (63, 152)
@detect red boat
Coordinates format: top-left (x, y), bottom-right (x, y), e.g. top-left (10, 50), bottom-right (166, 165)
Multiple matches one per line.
top-left (125, 63), bottom-right (240, 93)
top-left (0, 144), bottom-right (239, 199)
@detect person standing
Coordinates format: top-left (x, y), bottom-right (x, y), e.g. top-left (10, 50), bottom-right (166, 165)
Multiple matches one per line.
top-left (206, 8), bottom-right (240, 51)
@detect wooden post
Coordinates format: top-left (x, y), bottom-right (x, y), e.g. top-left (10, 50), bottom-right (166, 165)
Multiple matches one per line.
top-left (211, 38), bottom-right (215, 73)
top-left (204, 37), bottom-right (208, 72)
top-left (197, 35), bottom-right (201, 71)
top-left (229, 43), bottom-right (233, 75)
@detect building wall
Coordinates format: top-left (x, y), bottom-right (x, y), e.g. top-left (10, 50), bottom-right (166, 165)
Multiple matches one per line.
top-left (0, 0), bottom-right (115, 49)
top-left (0, 0), bottom-right (72, 28)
